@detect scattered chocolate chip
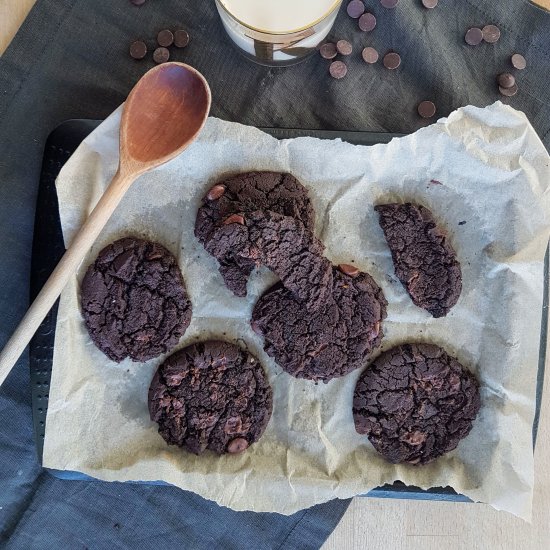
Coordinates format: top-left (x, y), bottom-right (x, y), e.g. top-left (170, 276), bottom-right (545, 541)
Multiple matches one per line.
top-left (339, 264), bottom-right (360, 277)
top-left (482, 24), bottom-right (500, 43)
top-left (499, 83), bottom-right (518, 97)
top-left (153, 47), bottom-right (170, 64)
top-left (511, 53), bottom-right (527, 70)
top-left (347, 0), bottom-right (365, 18)
top-left (362, 46), bottom-right (379, 64)
top-left (157, 29), bottom-right (174, 47)
top-left (224, 214), bottom-right (245, 225)
top-left (320, 42), bottom-right (338, 60)
top-left (380, 0), bottom-right (399, 8)
top-left (336, 40), bottom-right (353, 56)
top-left (458, 221), bottom-right (466, 225)
top-left (207, 185), bottom-right (226, 201)
top-left (329, 60), bottom-right (348, 79)
top-left (174, 29), bottom-right (190, 48)
top-left (383, 52), bottom-right (401, 70)
top-left (130, 0), bottom-right (146, 6)
top-left (497, 73), bottom-right (516, 89)
top-left (418, 100), bottom-right (436, 119)
top-left (129, 40), bottom-right (147, 60)
top-left (465, 27), bottom-right (483, 46)
top-left (358, 12), bottom-right (377, 32)
top-left (422, 0), bottom-right (438, 8)
top-left (227, 437), bottom-right (249, 454)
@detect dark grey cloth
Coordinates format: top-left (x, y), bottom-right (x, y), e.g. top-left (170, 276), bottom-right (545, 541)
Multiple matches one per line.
top-left (0, 0), bottom-right (549, 548)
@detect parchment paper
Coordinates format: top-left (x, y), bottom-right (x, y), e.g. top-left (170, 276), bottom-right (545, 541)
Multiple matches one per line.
top-left (43, 102), bottom-right (550, 520)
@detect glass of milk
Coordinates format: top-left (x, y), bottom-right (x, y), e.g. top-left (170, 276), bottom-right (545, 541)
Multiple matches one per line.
top-left (215, 0), bottom-right (343, 66)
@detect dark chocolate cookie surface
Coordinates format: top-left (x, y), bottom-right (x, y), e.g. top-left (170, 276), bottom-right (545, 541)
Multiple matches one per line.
top-left (375, 203), bottom-right (462, 317)
top-left (195, 172), bottom-right (315, 297)
top-left (81, 237), bottom-right (191, 362)
top-left (252, 265), bottom-right (387, 382)
top-left (205, 210), bottom-right (333, 311)
top-left (148, 341), bottom-right (273, 455)
top-left (353, 343), bottom-right (480, 465)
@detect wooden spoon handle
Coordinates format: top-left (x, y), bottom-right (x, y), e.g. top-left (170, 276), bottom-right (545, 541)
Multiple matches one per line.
top-left (0, 168), bottom-right (135, 386)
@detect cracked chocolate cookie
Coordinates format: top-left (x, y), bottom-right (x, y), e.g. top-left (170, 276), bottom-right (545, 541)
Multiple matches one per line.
top-left (148, 341), bottom-right (273, 455)
top-left (375, 203), bottom-right (462, 317)
top-left (195, 172), bottom-right (315, 297)
top-left (252, 265), bottom-right (387, 383)
top-left (205, 210), bottom-right (333, 311)
top-left (80, 237), bottom-right (191, 362)
top-left (353, 343), bottom-right (480, 465)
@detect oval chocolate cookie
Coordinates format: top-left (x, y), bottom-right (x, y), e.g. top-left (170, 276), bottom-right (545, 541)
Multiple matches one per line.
top-left (252, 265), bottom-right (387, 382)
top-left (80, 237), bottom-right (191, 362)
top-left (205, 210), bottom-right (333, 312)
top-left (148, 341), bottom-right (273, 455)
top-left (195, 172), bottom-right (315, 297)
top-left (353, 343), bottom-right (480, 464)
top-left (375, 203), bottom-right (462, 317)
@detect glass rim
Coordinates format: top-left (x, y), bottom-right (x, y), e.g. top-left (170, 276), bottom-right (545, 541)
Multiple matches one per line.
top-left (216, 0), bottom-right (342, 36)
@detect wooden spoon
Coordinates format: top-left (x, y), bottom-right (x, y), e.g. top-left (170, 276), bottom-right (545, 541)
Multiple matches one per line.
top-left (0, 62), bottom-right (211, 385)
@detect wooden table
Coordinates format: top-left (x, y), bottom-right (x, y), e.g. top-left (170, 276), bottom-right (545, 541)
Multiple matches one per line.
top-left (1, 2), bottom-right (549, 549)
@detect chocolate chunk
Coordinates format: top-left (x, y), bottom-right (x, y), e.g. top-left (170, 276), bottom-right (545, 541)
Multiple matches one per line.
top-left (380, 0), bottom-right (399, 8)
top-left (329, 60), bottom-right (348, 79)
top-left (362, 46), bottom-right (379, 64)
top-left (383, 52), bottom-right (401, 70)
top-left (80, 237), bottom-right (192, 362)
top-left (497, 73), bottom-right (516, 89)
top-left (338, 263), bottom-right (360, 277)
top-left (252, 267), bottom-right (387, 382)
top-left (205, 210), bottom-right (333, 311)
top-left (148, 341), bottom-right (272, 455)
top-left (347, 0), bottom-right (365, 18)
top-left (157, 29), bottom-right (174, 47)
top-left (465, 28), bottom-right (483, 46)
top-left (511, 53), bottom-right (527, 70)
top-left (421, 0), bottom-right (438, 8)
top-left (499, 83), bottom-right (518, 97)
top-left (353, 343), bottom-right (480, 465)
top-left (320, 42), bottom-right (338, 60)
top-left (174, 29), bottom-right (190, 48)
top-left (130, 40), bottom-right (147, 60)
top-left (153, 47), bottom-right (170, 64)
top-left (375, 203), bottom-right (462, 317)
top-left (336, 40), bottom-right (353, 56)
top-left (417, 100), bottom-right (436, 119)
top-left (207, 184), bottom-right (226, 201)
top-left (482, 24), bottom-right (500, 43)
top-left (195, 172), bottom-right (314, 297)
top-left (358, 13), bottom-right (377, 32)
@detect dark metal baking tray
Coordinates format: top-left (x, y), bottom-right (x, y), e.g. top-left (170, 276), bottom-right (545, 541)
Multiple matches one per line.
top-left (30, 119), bottom-right (547, 504)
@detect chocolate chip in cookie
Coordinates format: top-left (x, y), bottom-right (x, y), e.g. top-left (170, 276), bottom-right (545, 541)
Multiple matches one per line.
top-left (195, 172), bottom-right (315, 297)
top-left (252, 266), bottom-right (387, 382)
top-left (80, 237), bottom-right (191, 362)
top-left (375, 203), bottom-right (462, 317)
top-left (353, 343), bottom-right (480, 464)
top-left (148, 341), bottom-right (273, 455)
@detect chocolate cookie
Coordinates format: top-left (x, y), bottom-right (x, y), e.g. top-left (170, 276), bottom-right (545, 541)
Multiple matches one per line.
top-left (353, 343), bottom-right (480, 465)
top-left (205, 210), bottom-right (333, 311)
top-left (148, 341), bottom-right (273, 455)
top-left (195, 172), bottom-right (315, 297)
top-left (81, 237), bottom-right (191, 362)
top-left (252, 265), bottom-right (387, 382)
top-left (375, 203), bottom-right (462, 317)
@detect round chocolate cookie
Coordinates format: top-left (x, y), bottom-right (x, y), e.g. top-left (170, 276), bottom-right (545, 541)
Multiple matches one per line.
top-left (195, 172), bottom-right (315, 297)
top-left (148, 341), bottom-right (273, 455)
top-left (353, 344), bottom-right (480, 464)
top-left (205, 210), bottom-right (333, 312)
top-left (81, 237), bottom-right (191, 362)
top-left (252, 265), bottom-right (387, 382)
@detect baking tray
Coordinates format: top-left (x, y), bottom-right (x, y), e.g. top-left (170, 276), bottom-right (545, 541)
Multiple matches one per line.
top-left (30, 119), bottom-right (548, 503)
